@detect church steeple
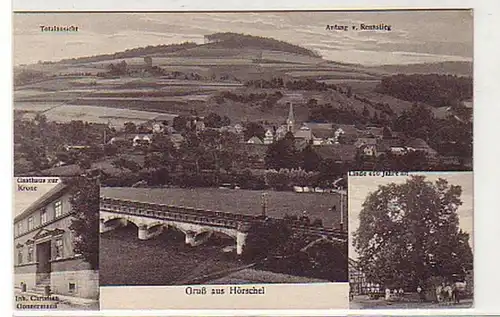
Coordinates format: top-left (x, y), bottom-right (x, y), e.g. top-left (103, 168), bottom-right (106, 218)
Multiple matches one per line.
top-left (287, 102), bottom-right (295, 132)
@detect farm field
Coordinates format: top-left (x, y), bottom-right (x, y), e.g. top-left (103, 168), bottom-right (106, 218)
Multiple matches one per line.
top-left (286, 70), bottom-right (377, 80)
top-left (359, 91), bottom-right (422, 115)
top-left (20, 104), bottom-right (175, 128)
top-left (100, 187), bottom-right (347, 229)
top-left (14, 102), bottom-right (66, 112)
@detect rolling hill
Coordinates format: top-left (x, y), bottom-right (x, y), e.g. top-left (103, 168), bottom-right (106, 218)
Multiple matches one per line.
top-left (13, 32), bottom-right (473, 127)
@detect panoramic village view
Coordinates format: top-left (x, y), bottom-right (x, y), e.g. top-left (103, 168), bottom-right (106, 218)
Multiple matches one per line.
top-left (13, 11), bottom-right (472, 295)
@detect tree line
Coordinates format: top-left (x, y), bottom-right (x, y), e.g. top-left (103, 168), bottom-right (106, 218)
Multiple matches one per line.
top-left (376, 74), bottom-right (473, 108)
top-left (204, 32), bottom-right (321, 58)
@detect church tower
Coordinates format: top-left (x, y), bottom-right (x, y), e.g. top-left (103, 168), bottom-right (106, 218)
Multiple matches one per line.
top-left (287, 102), bottom-right (295, 132)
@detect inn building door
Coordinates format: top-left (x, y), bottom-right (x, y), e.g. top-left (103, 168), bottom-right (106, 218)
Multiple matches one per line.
top-left (36, 240), bottom-right (51, 284)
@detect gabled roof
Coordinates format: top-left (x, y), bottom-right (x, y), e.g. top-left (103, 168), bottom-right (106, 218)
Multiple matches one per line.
top-left (355, 137), bottom-right (378, 148)
top-left (310, 128), bottom-right (333, 139)
top-left (303, 122), bottom-right (333, 130)
top-left (332, 124), bottom-right (359, 136)
top-left (247, 136), bottom-right (263, 144)
top-left (32, 228), bottom-right (65, 240)
top-left (287, 102), bottom-right (294, 123)
top-left (314, 144), bottom-right (357, 162)
top-left (364, 126), bottom-right (384, 137)
top-left (405, 138), bottom-right (431, 149)
top-left (14, 182), bottom-right (68, 222)
top-left (294, 139), bottom-right (309, 151)
top-left (378, 139), bottom-right (404, 151)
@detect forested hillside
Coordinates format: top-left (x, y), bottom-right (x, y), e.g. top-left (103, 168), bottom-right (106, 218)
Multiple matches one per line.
top-left (376, 74), bottom-right (473, 107)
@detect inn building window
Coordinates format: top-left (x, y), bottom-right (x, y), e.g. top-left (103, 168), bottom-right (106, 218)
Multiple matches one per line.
top-left (54, 238), bottom-right (63, 259)
top-left (54, 200), bottom-right (62, 218)
top-left (41, 209), bottom-right (48, 224)
top-left (27, 246), bottom-right (33, 262)
top-left (17, 250), bottom-right (23, 265)
top-left (27, 216), bottom-right (34, 231)
top-left (17, 222), bottom-right (23, 235)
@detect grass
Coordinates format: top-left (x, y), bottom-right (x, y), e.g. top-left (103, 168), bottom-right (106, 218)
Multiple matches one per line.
top-left (100, 226), bottom-right (243, 286)
top-left (100, 187), bottom-right (347, 228)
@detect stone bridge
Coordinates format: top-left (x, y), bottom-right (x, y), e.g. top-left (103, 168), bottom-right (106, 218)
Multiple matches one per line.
top-left (100, 197), bottom-right (347, 255)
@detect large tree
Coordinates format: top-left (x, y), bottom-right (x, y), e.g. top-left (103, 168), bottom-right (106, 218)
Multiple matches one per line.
top-left (265, 132), bottom-right (298, 169)
top-left (242, 219), bottom-right (292, 262)
top-left (66, 176), bottom-right (100, 270)
top-left (353, 175), bottom-right (473, 290)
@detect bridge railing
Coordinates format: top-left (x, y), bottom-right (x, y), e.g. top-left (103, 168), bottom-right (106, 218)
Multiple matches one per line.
top-left (100, 197), bottom-right (348, 239)
top-left (100, 197), bottom-right (256, 229)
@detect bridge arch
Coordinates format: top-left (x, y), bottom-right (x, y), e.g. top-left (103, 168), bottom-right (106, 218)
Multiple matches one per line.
top-left (99, 209), bottom-right (249, 254)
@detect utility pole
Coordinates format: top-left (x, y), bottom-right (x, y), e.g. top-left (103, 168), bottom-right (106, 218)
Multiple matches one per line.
top-left (261, 192), bottom-right (268, 217)
top-left (340, 191), bottom-right (344, 231)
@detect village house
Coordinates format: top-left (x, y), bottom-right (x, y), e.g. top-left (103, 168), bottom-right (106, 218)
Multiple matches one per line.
top-left (313, 144), bottom-right (357, 164)
top-left (332, 124), bottom-right (359, 144)
top-left (108, 133), bottom-right (153, 147)
top-left (263, 129), bottom-right (274, 144)
top-left (405, 138), bottom-right (438, 157)
top-left (14, 182), bottom-right (98, 300)
top-left (241, 143), bottom-right (269, 169)
top-left (247, 136), bottom-right (264, 145)
top-left (355, 138), bottom-right (379, 157)
top-left (220, 124), bottom-right (244, 143)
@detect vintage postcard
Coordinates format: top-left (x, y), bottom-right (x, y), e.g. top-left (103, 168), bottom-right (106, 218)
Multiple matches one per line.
top-left (348, 171), bottom-right (473, 309)
top-left (13, 176), bottom-right (99, 310)
top-left (13, 9), bottom-right (472, 310)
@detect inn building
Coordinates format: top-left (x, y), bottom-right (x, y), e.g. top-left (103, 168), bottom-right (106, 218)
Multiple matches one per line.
top-left (13, 182), bottom-right (98, 299)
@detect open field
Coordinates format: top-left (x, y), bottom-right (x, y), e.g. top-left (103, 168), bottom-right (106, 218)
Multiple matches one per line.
top-left (286, 70), bottom-right (377, 80)
top-left (19, 104), bottom-right (175, 128)
top-left (358, 91), bottom-right (424, 115)
top-left (100, 187), bottom-right (347, 228)
top-left (14, 102), bottom-right (66, 112)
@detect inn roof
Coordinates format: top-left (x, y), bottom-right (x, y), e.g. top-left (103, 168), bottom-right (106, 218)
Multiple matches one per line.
top-left (14, 182), bottom-right (68, 223)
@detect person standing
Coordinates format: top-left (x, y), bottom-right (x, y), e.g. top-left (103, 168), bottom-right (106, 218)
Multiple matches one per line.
top-left (417, 285), bottom-right (423, 302)
top-left (385, 287), bottom-right (391, 301)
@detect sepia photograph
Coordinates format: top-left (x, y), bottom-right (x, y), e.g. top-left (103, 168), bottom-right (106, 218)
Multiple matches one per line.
top-left (13, 176), bottom-right (99, 310)
top-left (12, 9), bottom-right (472, 309)
top-left (348, 171), bottom-right (473, 309)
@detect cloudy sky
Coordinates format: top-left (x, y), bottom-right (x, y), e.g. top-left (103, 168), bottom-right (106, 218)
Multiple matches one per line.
top-left (348, 172), bottom-right (473, 260)
top-left (13, 10), bottom-right (472, 66)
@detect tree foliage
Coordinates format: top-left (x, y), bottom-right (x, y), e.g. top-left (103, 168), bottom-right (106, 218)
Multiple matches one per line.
top-left (204, 32), bottom-right (320, 57)
top-left (376, 74), bottom-right (473, 108)
top-left (243, 121), bottom-right (265, 141)
top-left (242, 219), bottom-right (292, 262)
top-left (66, 176), bottom-right (100, 270)
top-left (265, 135), bottom-right (298, 169)
top-left (353, 176), bottom-right (473, 289)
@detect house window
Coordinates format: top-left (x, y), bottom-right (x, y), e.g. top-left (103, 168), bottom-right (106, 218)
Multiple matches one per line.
top-left (17, 250), bottom-right (23, 265)
top-left (68, 283), bottom-right (76, 293)
top-left (27, 217), bottom-right (34, 231)
top-left (41, 209), bottom-right (48, 224)
top-left (17, 222), bottom-right (24, 235)
top-left (27, 246), bottom-right (33, 262)
top-left (54, 200), bottom-right (63, 218)
top-left (54, 239), bottom-right (63, 259)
